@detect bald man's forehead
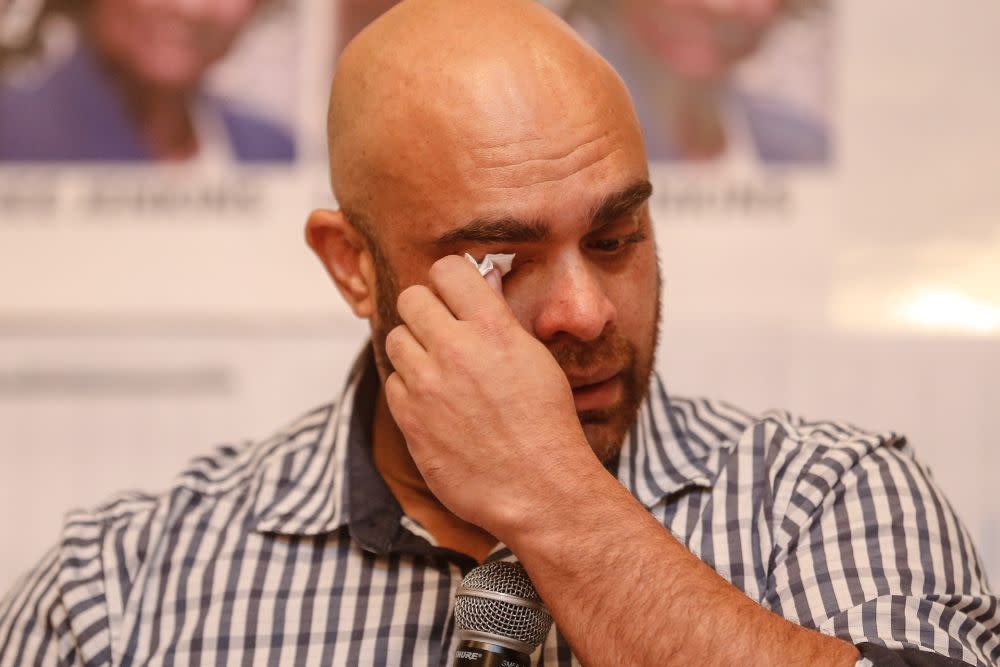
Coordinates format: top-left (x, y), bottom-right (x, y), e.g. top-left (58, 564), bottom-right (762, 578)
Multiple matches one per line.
top-left (378, 116), bottom-right (645, 251)
top-left (328, 0), bottom-right (647, 245)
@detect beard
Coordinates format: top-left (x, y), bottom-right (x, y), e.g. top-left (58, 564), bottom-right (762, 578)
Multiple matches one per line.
top-left (370, 245), bottom-right (661, 464)
top-left (548, 315), bottom-right (658, 463)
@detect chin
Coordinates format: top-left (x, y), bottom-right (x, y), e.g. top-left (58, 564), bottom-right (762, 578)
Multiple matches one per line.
top-left (580, 419), bottom-right (629, 465)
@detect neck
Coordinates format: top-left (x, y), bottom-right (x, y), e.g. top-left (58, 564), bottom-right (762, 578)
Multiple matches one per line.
top-left (656, 76), bottom-right (728, 160)
top-left (371, 386), bottom-right (498, 562)
top-left (128, 90), bottom-right (200, 161)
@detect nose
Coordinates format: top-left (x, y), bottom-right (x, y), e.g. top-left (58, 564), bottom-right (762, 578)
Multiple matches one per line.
top-left (530, 254), bottom-right (617, 343)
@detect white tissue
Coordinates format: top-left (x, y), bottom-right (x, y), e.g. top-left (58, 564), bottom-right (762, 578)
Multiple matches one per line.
top-left (464, 253), bottom-right (515, 278)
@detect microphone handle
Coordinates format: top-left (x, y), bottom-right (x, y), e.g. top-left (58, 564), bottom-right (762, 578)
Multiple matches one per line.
top-left (452, 639), bottom-right (532, 667)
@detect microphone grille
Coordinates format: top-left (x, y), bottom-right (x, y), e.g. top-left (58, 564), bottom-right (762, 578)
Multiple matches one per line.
top-left (454, 561), bottom-right (553, 650)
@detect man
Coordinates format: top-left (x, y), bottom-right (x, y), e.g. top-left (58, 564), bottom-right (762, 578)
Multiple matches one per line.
top-left (1, 1), bottom-right (996, 665)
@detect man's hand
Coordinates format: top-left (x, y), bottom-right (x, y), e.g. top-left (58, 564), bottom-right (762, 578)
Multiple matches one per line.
top-left (383, 254), bottom-right (598, 539)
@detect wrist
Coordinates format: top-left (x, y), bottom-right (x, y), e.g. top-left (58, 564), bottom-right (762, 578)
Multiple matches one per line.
top-left (495, 451), bottom-right (630, 554)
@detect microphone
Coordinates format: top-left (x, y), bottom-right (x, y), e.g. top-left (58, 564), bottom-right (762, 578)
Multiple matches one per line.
top-left (452, 561), bottom-right (553, 666)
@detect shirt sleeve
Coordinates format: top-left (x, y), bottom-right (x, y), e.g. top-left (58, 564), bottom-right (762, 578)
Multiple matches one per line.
top-left (768, 433), bottom-right (999, 667)
top-left (0, 546), bottom-right (86, 666)
top-left (0, 506), bottom-right (115, 667)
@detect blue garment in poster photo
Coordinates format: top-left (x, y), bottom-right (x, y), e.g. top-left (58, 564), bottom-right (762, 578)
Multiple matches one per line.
top-left (0, 40), bottom-right (295, 163)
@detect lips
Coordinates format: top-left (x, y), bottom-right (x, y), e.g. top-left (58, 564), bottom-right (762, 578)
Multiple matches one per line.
top-left (566, 368), bottom-right (624, 413)
top-left (566, 368), bottom-right (622, 390)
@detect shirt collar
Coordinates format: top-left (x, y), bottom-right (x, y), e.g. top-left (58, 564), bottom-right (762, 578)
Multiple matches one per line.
top-left (253, 345), bottom-right (726, 540)
top-left (253, 345), bottom-right (386, 539)
top-left (614, 373), bottom-right (726, 508)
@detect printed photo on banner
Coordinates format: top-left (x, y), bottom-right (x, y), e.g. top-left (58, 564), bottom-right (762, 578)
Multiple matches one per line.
top-left (335, 0), bottom-right (833, 169)
top-left (546, 0), bottom-right (833, 167)
top-left (0, 0), bottom-right (300, 164)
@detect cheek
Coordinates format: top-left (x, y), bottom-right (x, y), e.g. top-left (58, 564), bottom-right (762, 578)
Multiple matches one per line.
top-left (608, 254), bottom-right (658, 328)
top-left (502, 249), bottom-right (659, 336)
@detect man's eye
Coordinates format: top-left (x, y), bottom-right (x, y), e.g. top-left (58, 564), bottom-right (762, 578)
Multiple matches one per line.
top-left (587, 231), bottom-right (646, 254)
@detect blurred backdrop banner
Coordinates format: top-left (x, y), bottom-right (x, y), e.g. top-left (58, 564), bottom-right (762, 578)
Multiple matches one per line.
top-left (0, 0), bottom-right (997, 592)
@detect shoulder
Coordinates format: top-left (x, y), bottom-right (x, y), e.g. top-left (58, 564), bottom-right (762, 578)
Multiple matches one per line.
top-left (0, 401), bottom-right (337, 662)
top-left (726, 406), bottom-right (919, 537)
top-left (654, 394), bottom-right (911, 494)
top-left (669, 396), bottom-right (913, 513)
top-left (217, 103), bottom-right (297, 162)
top-left (731, 406), bottom-right (909, 487)
top-left (89, 401), bottom-right (338, 548)
top-left (58, 398), bottom-right (334, 556)
top-left (753, 407), bottom-right (909, 485)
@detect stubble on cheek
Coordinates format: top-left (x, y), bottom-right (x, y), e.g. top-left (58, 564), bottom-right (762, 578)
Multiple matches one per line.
top-left (370, 245), bottom-right (404, 380)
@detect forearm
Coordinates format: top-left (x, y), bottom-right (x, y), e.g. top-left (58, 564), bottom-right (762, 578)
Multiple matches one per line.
top-left (503, 463), bottom-right (859, 666)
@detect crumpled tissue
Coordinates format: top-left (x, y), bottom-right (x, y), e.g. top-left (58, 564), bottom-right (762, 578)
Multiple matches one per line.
top-left (464, 253), bottom-right (515, 278)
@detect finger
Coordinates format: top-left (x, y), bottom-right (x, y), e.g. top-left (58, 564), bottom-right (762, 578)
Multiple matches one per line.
top-left (427, 254), bottom-right (507, 322)
top-left (383, 324), bottom-right (428, 382)
top-left (383, 371), bottom-right (409, 420)
top-left (396, 284), bottom-right (456, 346)
top-left (484, 268), bottom-right (503, 294)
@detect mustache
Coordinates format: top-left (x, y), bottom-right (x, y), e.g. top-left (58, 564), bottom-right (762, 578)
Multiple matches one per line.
top-left (547, 327), bottom-right (635, 373)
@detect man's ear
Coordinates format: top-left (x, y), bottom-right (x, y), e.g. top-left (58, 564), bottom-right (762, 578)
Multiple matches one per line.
top-left (305, 209), bottom-right (377, 319)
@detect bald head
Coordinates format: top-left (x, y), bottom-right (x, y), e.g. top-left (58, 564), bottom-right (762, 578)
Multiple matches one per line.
top-left (309, 0), bottom-right (657, 458)
top-left (327, 0), bottom-right (644, 242)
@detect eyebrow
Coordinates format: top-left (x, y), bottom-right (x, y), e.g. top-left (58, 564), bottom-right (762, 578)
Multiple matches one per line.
top-left (589, 179), bottom-right (653, 231)
top-left (433, 179), bottom-right (653, 246)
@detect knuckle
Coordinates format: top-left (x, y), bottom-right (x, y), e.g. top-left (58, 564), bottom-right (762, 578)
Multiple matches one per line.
top-left (411, 367), bottom-right (439, 396)
top-left (436, 333), bottom-right (465, 361)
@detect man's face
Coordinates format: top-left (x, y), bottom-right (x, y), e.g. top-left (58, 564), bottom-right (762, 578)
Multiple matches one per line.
top-left (621, 0), bottom-right (784, 81)
top-left (362, 62), bottom-right (660, 461)
top-left (88, 0), bottom-right (258, 91)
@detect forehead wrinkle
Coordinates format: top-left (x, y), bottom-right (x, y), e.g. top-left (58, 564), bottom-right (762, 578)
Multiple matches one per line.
top-left (467, 116), bottom-right (623, 189)
top-left (472, 129), bottom-right (607, 171)
top-left (477, 145), bottom-right (626, 192)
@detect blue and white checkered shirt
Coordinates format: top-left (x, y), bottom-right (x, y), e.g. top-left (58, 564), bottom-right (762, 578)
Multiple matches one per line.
top-left (2, 348), bottom-right (997, 665)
